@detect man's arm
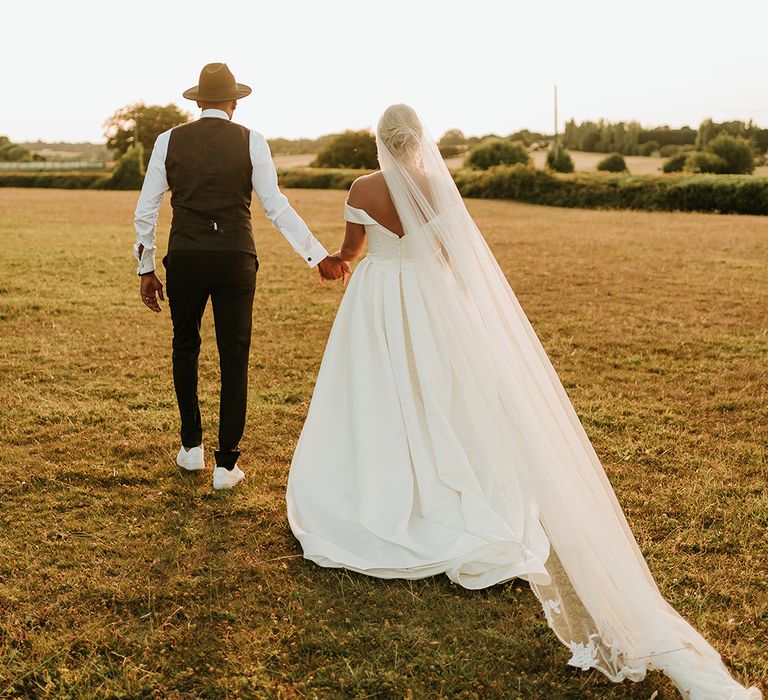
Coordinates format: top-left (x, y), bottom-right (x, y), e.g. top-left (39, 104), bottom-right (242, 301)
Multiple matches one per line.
top-left (249, 131), bottom-right (330, 267)
top-left (134, 130), bottom-right (171, 276)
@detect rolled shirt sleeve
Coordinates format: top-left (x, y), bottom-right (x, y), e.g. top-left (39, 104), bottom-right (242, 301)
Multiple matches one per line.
top-left (249, 131), bottom-right (328, 267)
top-left (133, 130), bottom-right (171, 275)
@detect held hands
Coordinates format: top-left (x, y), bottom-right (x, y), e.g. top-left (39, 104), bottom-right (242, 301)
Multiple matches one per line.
top-left (139, 255), bottom-right (344, 313)
top-left (140, 272), bottom-right (165, 312)
top-left (317, 254), bottom-right (351, 285)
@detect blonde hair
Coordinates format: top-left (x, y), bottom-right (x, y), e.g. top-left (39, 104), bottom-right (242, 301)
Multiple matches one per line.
top-left (377, 104), bottom-right (423, 162)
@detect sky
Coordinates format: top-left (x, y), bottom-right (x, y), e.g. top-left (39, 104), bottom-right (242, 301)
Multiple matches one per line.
top-left (3, 0), bottom-right (768, 144)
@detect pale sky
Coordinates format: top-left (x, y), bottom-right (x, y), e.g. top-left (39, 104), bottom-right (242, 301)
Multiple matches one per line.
top-left (3, 0), bottom-right (767, 144)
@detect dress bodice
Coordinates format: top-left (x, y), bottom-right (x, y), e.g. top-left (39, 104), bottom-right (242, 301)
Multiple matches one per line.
top-left (344, 202), bottom-right (413, 267)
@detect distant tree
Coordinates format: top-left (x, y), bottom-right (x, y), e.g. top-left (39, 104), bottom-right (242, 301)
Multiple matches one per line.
top-left (311, 130), bottom-right (378, 169)
top-left (439, 129), bottom-right (466, 147)
top-left (0, 135), bottom-right (31, 162)
top-left (612, 122), bottom-right (627, 154)
top-left (104, 103), bottom-right (191, 168)
top-left (563, 120), bottom-right (602, 152)
top-left (662, 152), bottom-right (687, 173)
top-left (596, 122), bottom-right (613, 153)
top-left (684, 151), bottom-right (728, 174)
top-left (546, 143), bottom-right (574, 173)
top-left (596, 153), bottom-right (627, 172)
top-left (580, 127), bottom-right (601, 152)
top-left (508, 129), bottom-right (549, 147)
top-left (623, 122), bottom-right (641, 155)
top-left (439, 145), bottom-right (465, 158)
top-left (695, 118), bottom-right (717, 150)
top-left (438, 129), bottom-right (469, 158)
top-left (587, 120), bottom-right (642, 154)
top-left (695, 119), bottom-right (766, 156)
top-left (562, 119), bottom-right (581, 150)
top-left (314, 133), bottom-right (340, 152)
top-left (267, 134), bottom-right (340, 155)
top-left (109, 143), bottom-right (145, 189)
top-left (268, 137), bottom-right (318, 155)
top-left (705, 133), bottom-right (754, 174)
top-left (638, 140), bottom-right (660, 156)
top-left (746, 120), bottom-right (768, 153)
top-left (463, 138), bottom-right (529, 170)
top-left (564, 120), bottom-right (698, 155)
top-left (639, 126), bottom-right (697, 147)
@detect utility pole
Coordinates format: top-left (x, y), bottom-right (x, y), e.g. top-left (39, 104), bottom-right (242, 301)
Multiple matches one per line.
top-left (554, 84), bottom-right (559, 146)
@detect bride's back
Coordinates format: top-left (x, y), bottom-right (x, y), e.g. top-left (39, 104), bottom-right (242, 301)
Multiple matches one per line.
top-left (347, 172), bottom-right (405, 238)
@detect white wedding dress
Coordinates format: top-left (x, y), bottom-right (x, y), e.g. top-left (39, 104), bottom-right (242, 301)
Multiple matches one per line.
top-left (289, 202), bottom-right (552, 589)
top-left (287, 105), bottom-right (761, 699)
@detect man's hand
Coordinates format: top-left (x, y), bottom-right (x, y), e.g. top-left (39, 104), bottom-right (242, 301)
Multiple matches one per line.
top-left (140, 272), bottom-right (165, 313)
top-left (317, 255), bottom-right (351, 284)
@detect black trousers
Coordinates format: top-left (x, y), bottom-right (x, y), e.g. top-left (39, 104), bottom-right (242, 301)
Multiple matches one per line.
top-left (163, 251), bottom-right (258, 469)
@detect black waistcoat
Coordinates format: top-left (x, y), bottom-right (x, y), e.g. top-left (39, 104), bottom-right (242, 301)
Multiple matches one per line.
top-left (165, 117), bottom-right (255, 254)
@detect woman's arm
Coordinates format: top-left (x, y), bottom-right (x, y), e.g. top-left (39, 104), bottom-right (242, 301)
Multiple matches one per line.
top-left (337, 221), bottom-right (366, 262)
top-left (330, 222), bottom-right (366, 285)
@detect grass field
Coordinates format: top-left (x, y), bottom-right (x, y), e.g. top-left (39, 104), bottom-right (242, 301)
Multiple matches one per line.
top-left (0, 188), bottom-right (765, 698)
top-left (273, 151), bottom-right (671, 174)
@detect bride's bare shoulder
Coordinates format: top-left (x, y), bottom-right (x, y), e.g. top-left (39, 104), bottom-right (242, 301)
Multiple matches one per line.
top-left (348, 172), bottom-right (385, 207)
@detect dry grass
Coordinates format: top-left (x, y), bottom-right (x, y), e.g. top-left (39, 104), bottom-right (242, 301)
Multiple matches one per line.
top-left (443, 151), bottom-right (767, 176)
top-left (528, 150), bottom-right (667, 175)
top-left (273, 151), bottom-right (671, 174)
top-left (0, 188), bottom-right (765, 698)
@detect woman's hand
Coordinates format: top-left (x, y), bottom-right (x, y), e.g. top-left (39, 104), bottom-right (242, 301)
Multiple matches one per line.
top-left (331, 251), bottom-right (352, 285)
top-left (317, 255), bottom-right (351, 284)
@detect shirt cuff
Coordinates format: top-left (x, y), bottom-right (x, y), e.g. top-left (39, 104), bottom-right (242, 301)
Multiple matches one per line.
top-left (304, 241), bottom-right (329, 268)
top-left (137, 249), bottom-right (157, 275)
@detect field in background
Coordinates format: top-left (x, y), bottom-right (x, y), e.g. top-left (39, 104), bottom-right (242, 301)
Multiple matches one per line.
top-left (273, 151), bottom-right (669, 173)
top-left (276, 151), bottom-right (768, 176)
top-left (530, 150), bottom-right (666, 174)
top-left (0, 189), bottom-right (765, 698)
top-left (2, 152), bottom-right (764, 179)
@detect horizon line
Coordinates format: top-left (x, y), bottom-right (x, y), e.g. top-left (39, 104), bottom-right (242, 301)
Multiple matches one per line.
top-left (9, 114), bottom-right (768, 148)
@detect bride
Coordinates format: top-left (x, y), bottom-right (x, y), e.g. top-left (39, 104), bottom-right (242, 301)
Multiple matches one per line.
top-left (286, 104), bottom-right (761, 699)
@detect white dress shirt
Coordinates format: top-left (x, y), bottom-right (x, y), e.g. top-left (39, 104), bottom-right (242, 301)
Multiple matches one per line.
top-left (133, 108), bottom-right (328, 274)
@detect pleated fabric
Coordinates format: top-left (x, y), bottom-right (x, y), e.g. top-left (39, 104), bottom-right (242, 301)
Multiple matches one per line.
top-left (287, 203), bottom-right (551, 589)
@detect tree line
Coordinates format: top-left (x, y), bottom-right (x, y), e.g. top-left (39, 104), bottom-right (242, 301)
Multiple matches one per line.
top-left (6, 102), bottom-right (767, 172)
top-left (560, 119), bottom-right (768, 156)
top-left (102, 103), bottom-right (375, 168)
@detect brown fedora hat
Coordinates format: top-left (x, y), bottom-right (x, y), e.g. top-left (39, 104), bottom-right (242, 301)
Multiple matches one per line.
top-left (182, 62), bottom-right (252, 102)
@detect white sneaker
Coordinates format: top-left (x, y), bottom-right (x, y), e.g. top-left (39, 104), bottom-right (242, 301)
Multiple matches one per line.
top-left (213, 465), bottom-right (245, 490)
top-left (176, 444), bottom-right (205, 471)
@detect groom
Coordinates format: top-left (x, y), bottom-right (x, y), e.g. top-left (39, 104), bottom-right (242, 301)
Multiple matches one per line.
top-left (133, 62), bottom-right (349, 490)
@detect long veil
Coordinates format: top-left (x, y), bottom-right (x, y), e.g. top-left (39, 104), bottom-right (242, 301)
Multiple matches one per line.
top-left (375, 105), bottom-right (761, 699)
